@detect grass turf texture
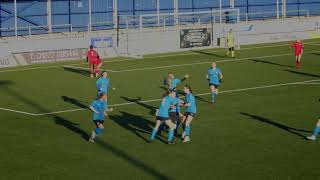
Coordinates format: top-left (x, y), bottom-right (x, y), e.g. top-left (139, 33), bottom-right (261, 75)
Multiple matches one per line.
top-left (0, 39), bottom-right (320, 180)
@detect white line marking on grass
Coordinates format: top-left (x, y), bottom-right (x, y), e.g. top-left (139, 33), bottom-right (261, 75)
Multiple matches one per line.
top-left (36, 108), bottom-right (85, 116)
top-left (295, 82), bottom-right (320, 85)
top-left (0, 107), bottom-right (37, 116)
top-left (0, 41), bottom-right (319, 73)
top-left (109, 50), bottom-right (320, 73)
top-left (62, 65), bottom-right (114, 72)
top-left (1, 79), bottom-right (318, 116)
top-left (107, 41), bottom-right (320, 62)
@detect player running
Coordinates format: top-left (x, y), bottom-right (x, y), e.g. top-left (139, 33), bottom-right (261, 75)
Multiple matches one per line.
top-left (307, 116), bottom-right (320, 141)
top-left (87, 45), bottom-right (100, 78)
top-left (96, 71), bottom-right (113, 96)
top-left (150, 91), bottom-right (177, 144)
top-left (89, 93), bottom-right (113, 143)
top-left (181, 85), bottom-right (197, 143)
top-left (290, 40), bottom-right (304, 68)
top-left (165, 72), bottom-right (189, 91)
top-left (225, 29), bottom-right (235, 58)
top-left (207, 63), bottom-right (223, 103)
top-left (95, 56), bottom-right (103, 76)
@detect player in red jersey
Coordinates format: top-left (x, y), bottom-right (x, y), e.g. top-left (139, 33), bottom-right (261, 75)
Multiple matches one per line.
top-left (291, 40), bottom-right (304, 68)
top-left (95, 57), bottom-right (103, 75)
top-left (87, 45), bottom-right (100, 78)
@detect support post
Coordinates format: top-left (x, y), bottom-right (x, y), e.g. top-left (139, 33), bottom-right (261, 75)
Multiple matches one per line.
top-left (113, 0), bottom-right (118, 29)
top-left (219, 0), bottom-right (222, 23)
top-left (276, 0), bottom-right (279, 19)
top-left (174, 0), bottom-right (179, 25)
top-left (88, 0), bottom-right (92, 32)
top-left (47, 0), bottom-right (52, 33)
top-left (230, 0), bottom-right (235, 8)
top-left (14, 0), bottom-right (18, 36)
top-left (282, 0), bottom-right (286, 18)
top-left (157, 0), bottom-right (160, 27)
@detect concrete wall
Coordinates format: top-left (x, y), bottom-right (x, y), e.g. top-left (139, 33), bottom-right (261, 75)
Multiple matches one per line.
top-left (1, 17), bottom-right (320, 68)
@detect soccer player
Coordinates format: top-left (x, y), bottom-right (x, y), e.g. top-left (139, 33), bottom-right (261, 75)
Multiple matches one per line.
top-left (150, 91), bottom-right (177, 144)
top-left (87, 45), bottom-right (100, 78)
top-left (169, 91), bottom-right (184, 135)
top-left (291, 40), bottom-right (304, 68)
top-left (165, 72), bottom-right (189, 91)
top-left (207, 62), bottom-right (223, 103)
top-left (89, 93), bottom-right (113, 143)
top-left (95, 56), bottom-right (103, 75)
top-left (181, 85), bottom-right (197, 143)
top-left (307, 117), bottom-right (320, 141)
top-left (96, 71), bottom-right (111, 95)
top-left (226, 29), bottom-right (235, 58)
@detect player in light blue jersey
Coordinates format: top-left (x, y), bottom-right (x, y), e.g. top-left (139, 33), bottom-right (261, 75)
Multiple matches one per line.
top-left (164, 72), bottom-right (189, 91)
top-left (169, 91), bottom-right (184, 135)
top-left (206, 63), bottom-right (223, 103)
top-left (181, 85), bottom-right (197, 143)
top-left (307, 116), bottom-right (320, 141)
top-left (89, 93), bottom-right (113, 143)
top-left (96, 71), bottom-right (115, 95)
top-left (150, 91), bottom-right (177, 144)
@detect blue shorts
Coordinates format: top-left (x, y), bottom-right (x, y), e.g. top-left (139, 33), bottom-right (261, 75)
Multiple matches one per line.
top-left (156, 116), bottom-right (170, 121)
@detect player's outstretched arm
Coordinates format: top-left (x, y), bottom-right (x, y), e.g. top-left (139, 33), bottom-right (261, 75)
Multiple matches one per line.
top-left (181, 74), bottom-right (189, 82)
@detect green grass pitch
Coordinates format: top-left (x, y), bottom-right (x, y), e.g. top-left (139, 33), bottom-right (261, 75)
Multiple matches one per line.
top-left (0, 39), bottom-right (320, 180)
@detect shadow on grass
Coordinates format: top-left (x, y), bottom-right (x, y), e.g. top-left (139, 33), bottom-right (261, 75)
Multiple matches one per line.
top-left (61, 96), bottom-right (88, 109)
top-left (63, 66), bottom-right (90, 77)
top-left (0, 80), bottom-right (14, 86)
top-left (250, 59), bottom-right (294, 68)
top-left (1, 85), bottom-right (89, 140)
top-left (95, 139), bottom-right (171, 180)
top-left (241, 112), bottom-right (311, 138)
top-left (2, 84), bottom-right (171, 180)
top-left (285, 70), bottom-right (320, 78)
top-left (312, 52), bottom-right (320, 56)
top-left (195, 95), bottom-right (212, 104)
top-left (121, 96), bottom-right (157, 116)
top-left (110, 111), bottom-right (166, 143)
top-left (191, 50), bottom-right (226, 58)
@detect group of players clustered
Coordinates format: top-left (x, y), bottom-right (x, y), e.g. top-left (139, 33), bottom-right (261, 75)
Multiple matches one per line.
top-left (85, 30), bottom-right (318, 144)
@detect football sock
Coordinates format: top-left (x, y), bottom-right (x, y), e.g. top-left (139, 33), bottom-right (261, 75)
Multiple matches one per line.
top-left (150, 128), bottom-right (158, 141)
top-left (168, 130), bottom-right (174, 142)
top-left (211, 92), bottom-right (216, 101)
top-left (174, 121), bottom-right (180, 134)
top-left (95, 127), bottom-right (103, 136)
top-left (231, 51), bottom-right (235, 57)
top-left (313, 126), bottom-right (320, 137)
top-left (91, 131), bottom-right (96, 139)
top-left (185, 126), bottom-right (191, 136)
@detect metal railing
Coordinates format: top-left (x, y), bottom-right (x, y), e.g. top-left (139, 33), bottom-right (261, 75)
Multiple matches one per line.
top-left (0, 9), bottom-right (313, 37)
top-left (0, 24), bottom-right (73, 37)
top-left (243, 9), bottom-right (309, 22)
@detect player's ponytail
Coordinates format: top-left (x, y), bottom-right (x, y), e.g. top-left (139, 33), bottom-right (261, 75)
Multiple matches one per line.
top-left (162, 90), bottom-right (170, 98)
top-left (185, 85), bottom-right (192, 93)
top-left (167, 72), bottom-right (173, 89)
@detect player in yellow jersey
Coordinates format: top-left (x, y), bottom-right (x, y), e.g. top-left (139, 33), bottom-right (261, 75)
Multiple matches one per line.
top-left (225, 29), bottom-right (235, 58)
